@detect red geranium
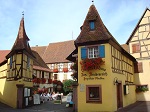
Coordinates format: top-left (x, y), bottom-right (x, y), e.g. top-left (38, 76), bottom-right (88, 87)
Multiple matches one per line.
top-left (63, 68), bottom-right (68, 72)
top-left (80, 57), bottom-right (104, 71)
top-left (48, 79), bottom-right (52, 84)
top-left (53, 68), bottom-right (58, 73)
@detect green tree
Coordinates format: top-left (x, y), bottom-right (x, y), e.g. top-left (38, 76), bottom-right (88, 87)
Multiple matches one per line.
top-left (63, 79), bottom-right (74, 93)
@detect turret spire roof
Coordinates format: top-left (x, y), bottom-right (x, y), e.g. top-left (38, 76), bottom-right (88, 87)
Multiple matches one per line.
top-left (6, 16), bottom-right (34, 58)
top-left (75, 4), bottom-right (118, 46)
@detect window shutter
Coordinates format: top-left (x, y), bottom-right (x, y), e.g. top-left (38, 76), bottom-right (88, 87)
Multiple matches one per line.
top-left (81, 47), bottom-right (87, 59)
top-left (132, 44), bottom-right (136, 53)
top-left (99, 45), bottom-right (105, 58)
top-left (138, 62), bottom-right (143, 73)
top-left (134, 62), bottom-right (139, 73)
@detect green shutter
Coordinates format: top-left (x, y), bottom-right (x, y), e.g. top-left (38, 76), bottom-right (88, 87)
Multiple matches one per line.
top-left (81, 47), bottom-right (87, 59)
top-left (99, 45), bottom-right (105, 58)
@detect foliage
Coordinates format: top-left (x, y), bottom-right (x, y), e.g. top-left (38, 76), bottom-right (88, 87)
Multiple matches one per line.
top-left (136, 86), bottom-right (148, 93)
top-left (80, 57), bottom-right (104, 72)
top-left (63, 79), bottom-right (74, 93)
top-left (70, 60), bottom-right (78, 81)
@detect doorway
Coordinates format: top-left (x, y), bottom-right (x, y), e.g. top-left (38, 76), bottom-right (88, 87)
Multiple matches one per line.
top-left (116, 83), bottom-right (123, 109)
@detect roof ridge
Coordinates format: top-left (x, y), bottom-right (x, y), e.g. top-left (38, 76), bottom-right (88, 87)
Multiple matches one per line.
top-left (48, 40), bottom-right (75, 44)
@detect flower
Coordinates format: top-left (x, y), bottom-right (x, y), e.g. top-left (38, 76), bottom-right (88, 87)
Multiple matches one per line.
top-left (41, 78), bottom-right (46, 84)
top-left (48, 79), bottom-right (52, 84)
top-left (32, 78), bottom-right (41, 83)
top-left (63, 68), bottom-right (68, 72)
top-left (53, 80), bottom-right (58, 84)
top-left (53, 68), bottom-right (58, 73)
top-left (80, 57), bottom-right (104, 72)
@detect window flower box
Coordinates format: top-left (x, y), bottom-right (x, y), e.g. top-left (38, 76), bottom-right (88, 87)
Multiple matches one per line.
top-left (53, 80), bottom-right (58, 84)
top-left (80, 57), bottom-right (104, 72)
top-left (41, 78), bottom-right (46, 84)
top-left (53, 68), bottom-right (58, 73)
top-left (63, 68), bottom-right (68, 72)
top-left (48, 79), bottom-right (52, 84)
top-left (32, 78), bottom-right (41, 84)
top-left (136, 85), bottom-right (148, 93)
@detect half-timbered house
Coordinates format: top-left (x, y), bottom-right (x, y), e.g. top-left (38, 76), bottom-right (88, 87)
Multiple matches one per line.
top-left (126, 8), bottom-right (150, 101)
top-left (68, 4), bottom-right (138, 112)
top-left (0, 16), bottom-right (51, 108)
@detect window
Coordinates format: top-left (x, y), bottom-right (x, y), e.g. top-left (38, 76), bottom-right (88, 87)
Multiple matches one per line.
top-left (89, 21), bottom-right (95, 30)
top-left (81, 45), bottom-right (105, 59)
top-left (27, 57), bottom-right (30, 68)
top-left (137, 62), bottom-right (143, 73)
top-left (54, 74), bottom-right (57, 80)
top-left (88, 46), bottom-right (98, 58)
top-left (132, 43), bottom-right (140, 53)
top-left (86, 85), bottom-right (102, 103)
top-left (10, 56), bottom-right (13, 69)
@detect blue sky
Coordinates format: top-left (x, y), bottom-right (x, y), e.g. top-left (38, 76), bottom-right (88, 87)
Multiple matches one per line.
top-left (0, 0), bottom-right (149, 50)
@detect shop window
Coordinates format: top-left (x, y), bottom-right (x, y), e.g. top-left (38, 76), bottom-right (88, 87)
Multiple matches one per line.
top-left (86, 85), bottom-right (102, 103)
top-left (81, 45), bottom-right (105, 59)
top-left (89, 21), bottom-right (95, 30)
top-left (132, 43), bottom-right (140, 53)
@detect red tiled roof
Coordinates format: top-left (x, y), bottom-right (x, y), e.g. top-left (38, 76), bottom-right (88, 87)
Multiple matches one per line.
top-left (33, 65), bottom-right (51, 72)
top-left (121, 44), bottom-right (129, 53)
top-left (0, 49), bottom-right (50, 72)
top-left (31, 46), bottom-right (47, 58)
top-left (0, 50), bottom-right (10, 63)
top-left (36, 40), bottom-right (75, 64)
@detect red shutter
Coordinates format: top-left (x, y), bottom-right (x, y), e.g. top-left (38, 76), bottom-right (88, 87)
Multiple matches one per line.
top-left (132, 43), bottom-right (140, 53)
top-left (132, 44), bottom-right (136, 53)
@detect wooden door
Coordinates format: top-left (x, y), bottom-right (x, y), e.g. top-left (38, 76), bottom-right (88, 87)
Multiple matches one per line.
top-left (116, 83), bottom-right (123, 109)
top-left (16, 84), bottom-right (24, 109)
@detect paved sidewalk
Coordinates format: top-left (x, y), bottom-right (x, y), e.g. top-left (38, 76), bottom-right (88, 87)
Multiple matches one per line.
top-left (117, 101), bottom-right (150, 112)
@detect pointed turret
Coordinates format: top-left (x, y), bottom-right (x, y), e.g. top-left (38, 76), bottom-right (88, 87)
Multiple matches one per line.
top-left (75, 5), bottom-right (118, 46)
top-left (6, 16), bottom-right (34, 58)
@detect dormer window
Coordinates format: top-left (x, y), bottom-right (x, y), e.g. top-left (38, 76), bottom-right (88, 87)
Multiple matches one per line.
top-left (89, 21), bottom-right (95, 30)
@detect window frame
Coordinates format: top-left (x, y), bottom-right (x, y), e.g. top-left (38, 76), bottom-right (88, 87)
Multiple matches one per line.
top-left (132, 43), bottom-right (140, 53)
top-left (89, 21), bottom-right (95, 30)
top-left (27, 56), bottom-right (30, 69)
top-left (86, 85), bottom-right (102, 103)
top-left (88, 46), bottom-right (99, 59)
top-left (10, 56), bottom-right (13, 69)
